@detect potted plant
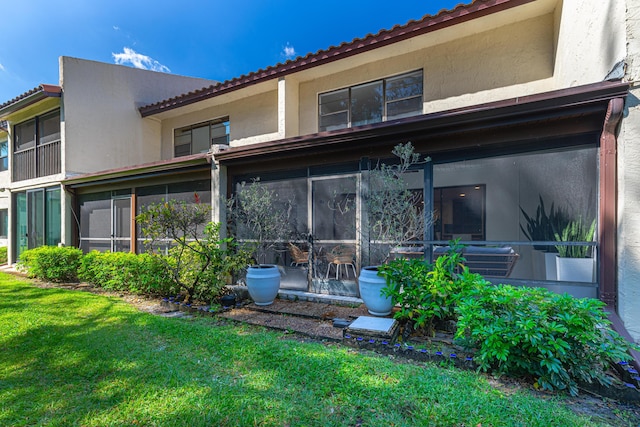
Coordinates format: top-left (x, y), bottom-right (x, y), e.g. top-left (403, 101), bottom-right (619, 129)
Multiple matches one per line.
top-left (359, 142), bottom-right (432, 316)
top-left (520, 196), bottom-right (570, 280)
top-left (554, 217), bottom-right (596, 283)
top-left (227, 178), bottom-right (294, 305)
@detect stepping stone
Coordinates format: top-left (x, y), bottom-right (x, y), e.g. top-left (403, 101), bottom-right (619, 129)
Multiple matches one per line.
top-left (343, 316), bottom-right (399, 342)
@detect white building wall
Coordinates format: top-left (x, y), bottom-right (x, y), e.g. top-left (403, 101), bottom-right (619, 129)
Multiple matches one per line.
top-left (61, 57), bottom-right (216, 175)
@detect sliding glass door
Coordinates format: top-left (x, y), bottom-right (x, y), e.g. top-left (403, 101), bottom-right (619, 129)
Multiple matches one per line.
top-left (14, 187), bottom-right (61, 260)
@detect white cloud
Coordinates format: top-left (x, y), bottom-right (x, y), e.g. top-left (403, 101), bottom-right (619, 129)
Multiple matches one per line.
top-left (113, 26), bottom-right (120, 31)
top-left (0, 63), bottom-right (5, 72)
top-left (112, 47), bottom-right (170, 73)
top-left (283, 44), bottom-right (297, 60)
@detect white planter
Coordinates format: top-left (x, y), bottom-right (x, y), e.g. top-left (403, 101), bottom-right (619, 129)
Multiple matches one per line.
top-left (556, 256), bottom-right (595, 283)
top-left (544, 252), bottom-right (558, 281)
top-left (531, 250), bottom-right (558, 281)
top-left (246, 264), bottom-right (281, 306)
top-left (358, 266), bottom-right (393, 316)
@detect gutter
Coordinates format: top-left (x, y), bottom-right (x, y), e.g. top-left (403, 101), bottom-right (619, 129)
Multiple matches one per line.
top-left (0, 84), bottom-right (62, 118)
top-left (63, 153), bottom-right (211, 188)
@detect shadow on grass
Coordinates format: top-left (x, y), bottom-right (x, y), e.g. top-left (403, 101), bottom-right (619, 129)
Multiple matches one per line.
top-left (0, 278), bottom-right (610, 427)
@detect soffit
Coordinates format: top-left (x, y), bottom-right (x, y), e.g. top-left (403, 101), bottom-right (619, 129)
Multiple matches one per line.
top-left (139, 0), bottom-right (544, 118)
top-left (0, 85), bottom-right (62, 120)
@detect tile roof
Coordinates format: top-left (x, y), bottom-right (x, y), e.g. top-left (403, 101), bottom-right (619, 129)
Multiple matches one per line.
top-left (0, 84), bottom-right (62, 116)
top-left (140, 0), bottom-right (533, 117)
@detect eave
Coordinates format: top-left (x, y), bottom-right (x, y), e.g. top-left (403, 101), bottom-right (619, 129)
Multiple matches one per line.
top-left (63, 153), bottom-right (211, 188)
top-left (0, 84), bottom-right (62, 119)
top-left (139, 0), bottom-right (535, 118)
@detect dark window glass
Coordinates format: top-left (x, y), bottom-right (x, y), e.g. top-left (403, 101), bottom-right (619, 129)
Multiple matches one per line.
top-left (0, 209), bottom-right (7, 238)
top-left (174, 118), bottom-right (229, 157)
top-left (39, 111), bottom-right (61, 145)
top-left (319, 89), bottom-right (349, 132)
top-left (15, 120), bottom-right (36, 151)
top-left (318, 70), bottom-right (423, 131)
top-left (0, 141), bottom-right (7, 172)
top-left (351, 81), bottom-right (383, 127)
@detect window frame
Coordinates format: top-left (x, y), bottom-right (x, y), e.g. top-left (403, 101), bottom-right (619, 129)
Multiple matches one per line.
top-left (173, 117), bottom-right (229, 158)
top-left (0, 140), bottom-right (7, 172)
top-left (318, 70), bottom-right (423, 132)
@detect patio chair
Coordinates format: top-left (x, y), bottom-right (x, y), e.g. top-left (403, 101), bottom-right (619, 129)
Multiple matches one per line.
top-left (288, 243), bottom-right (309, 267)
top-left (325, 244), bottom-right (356, 279)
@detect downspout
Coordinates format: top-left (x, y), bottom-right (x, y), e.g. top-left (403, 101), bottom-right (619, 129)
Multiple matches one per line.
top-left (599, 97), bottom-right (640, 369)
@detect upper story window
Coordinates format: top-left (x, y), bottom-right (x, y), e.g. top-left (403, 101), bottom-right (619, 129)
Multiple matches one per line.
top-left (174, 117), bottom-right (229, 157)
top-left (0, 140), bottom-right (7, 172)
top-left (13, 109), bottom-right (61, 182)
top-left (319, 70), bottom-right (423, 132)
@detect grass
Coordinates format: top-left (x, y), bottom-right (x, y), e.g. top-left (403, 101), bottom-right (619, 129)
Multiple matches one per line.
top-left (0, 272), bottom-right (634, 426)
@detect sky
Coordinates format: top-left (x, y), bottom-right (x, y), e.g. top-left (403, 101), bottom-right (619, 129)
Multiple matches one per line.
top-left (0, 0), bottom-right (466, 104)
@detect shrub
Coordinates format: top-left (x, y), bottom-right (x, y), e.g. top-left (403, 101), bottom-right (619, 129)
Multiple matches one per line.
top-left (79, 251), bottom-right (175, 296)
top-left (455, 284), bottom-right (639, 395)
top-left (0, 246), bottom-right (7, 264)
top-left (137, 199), bottom-right (252, 303)
top-left (378, 244), bottom-right (487, 335)
top-left (18, 246), bottom-right (83, 282)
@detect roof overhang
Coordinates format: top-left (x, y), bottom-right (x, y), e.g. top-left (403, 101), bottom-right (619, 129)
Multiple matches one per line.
top-left (63, 153), bottom-right (211, 189)
top-left (139, 0), bottom-right (537, 118)
top-left (214, 80), bottom-right (629, 169)
top-left (0, 84), bottom-right (62, 119)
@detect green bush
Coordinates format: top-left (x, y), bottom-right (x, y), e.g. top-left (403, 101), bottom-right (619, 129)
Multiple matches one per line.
top-left (455, 284), bottom-right (638, 395)
top-left (18, 246), bottom-right (83, 282)
top-left (137, 200), bottom-right (252, 303)
top-left (378, 245), bottom-right (488, 335)
top-left (79, 251), bottom-right (175, 296)
top-left (0, 246), bottom-right (7, 264)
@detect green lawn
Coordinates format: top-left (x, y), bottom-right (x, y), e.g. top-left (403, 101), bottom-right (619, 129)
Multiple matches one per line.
top-left (0, 272), bottom-right (632, 426)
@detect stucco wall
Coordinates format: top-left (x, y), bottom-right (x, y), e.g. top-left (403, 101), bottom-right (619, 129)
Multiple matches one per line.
top-left (617, 0), bottom-right (640, 342)
top-left (160, 90), bottom-right (278, 158)
top-left (62, 57), bottom-right (215, 175)
top-left (297, 13), bottom-right (556, 136)
top-left (554, 0), bottom-right (626, 87)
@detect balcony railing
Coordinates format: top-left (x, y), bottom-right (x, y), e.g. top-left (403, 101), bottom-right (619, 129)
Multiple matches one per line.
top-left (13, 139), bottom-right (61, 182)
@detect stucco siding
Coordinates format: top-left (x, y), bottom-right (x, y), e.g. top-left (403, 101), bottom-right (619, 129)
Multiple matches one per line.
top-left (554, 0), bottom-right (626, 86)
top-left (298, 13), bottom-right (555, 135)
top-left (160, 90), bottom-right (278, 158)
top-left (617, 0), bottom-right (640, 342)
top-left (62, 57), bottom-right (215, 175)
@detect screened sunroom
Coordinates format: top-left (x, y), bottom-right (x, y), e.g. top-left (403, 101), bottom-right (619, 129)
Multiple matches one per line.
top-left (218, 81), bottom-right (626, 303)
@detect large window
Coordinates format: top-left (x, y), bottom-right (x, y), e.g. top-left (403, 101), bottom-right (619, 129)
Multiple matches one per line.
top-left (174, 118), bottom-right (229, 157)
top-left (319, 70), bottom-right (423, 131)
top-left (13, 110), bottom-right (61, 181)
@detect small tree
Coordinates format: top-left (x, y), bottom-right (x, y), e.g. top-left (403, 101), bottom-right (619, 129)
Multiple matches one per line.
top-left (137, 197), bottom-right (251, 303)
top-left (227, 179), bottom-right (295, 264)
top-left (366, 142), bottom-right (432, 264)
